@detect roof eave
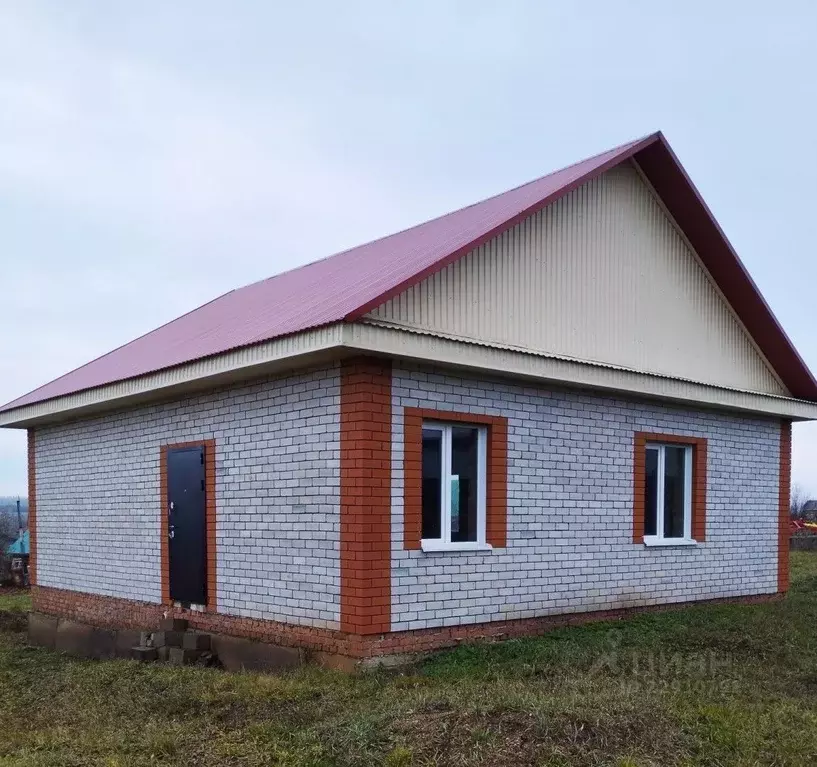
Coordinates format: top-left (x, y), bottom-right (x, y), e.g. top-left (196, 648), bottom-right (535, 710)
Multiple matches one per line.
top-left (4, 322), bottom-right (816, 428)
top-left (351, 323), bottom-right (817, 421)
top-left (0, 324), bottom-right (350, 428)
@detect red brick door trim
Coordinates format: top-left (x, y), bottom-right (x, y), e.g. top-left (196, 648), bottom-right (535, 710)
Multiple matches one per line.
top-left (160, 440), bottom-right (217, 610)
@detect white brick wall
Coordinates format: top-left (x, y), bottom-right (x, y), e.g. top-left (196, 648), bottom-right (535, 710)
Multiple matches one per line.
top-left (34, 365), bottom-right (341, 629)
top-left (34, 357), bottom-right (782, 636)
top-left (390, 364), bottom-right (781, 632)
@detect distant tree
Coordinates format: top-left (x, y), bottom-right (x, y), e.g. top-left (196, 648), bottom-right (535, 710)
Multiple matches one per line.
top-left (791, 483), bottom-right (810, 518)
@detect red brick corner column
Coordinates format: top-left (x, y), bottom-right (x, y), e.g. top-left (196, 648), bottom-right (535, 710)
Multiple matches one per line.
top-left (340, 356), bottom-right (392, 635)
top-left (779, 420), bottom-right (792, 594)
top-left (27, 429), bottom-right (37, 585)
top-left (159, 439), bottom-right (217, 610)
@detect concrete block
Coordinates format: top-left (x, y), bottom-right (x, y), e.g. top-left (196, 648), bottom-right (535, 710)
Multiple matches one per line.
top-left (168, 647), bottom-right (200, 666)
top-left (157, 646), bottom-right (170, 662)
top-left (0, 607), bottom-right (27, 632)
top-left (310, 651), bottom-right (360, 673)
top-left (27, 612), bottom-right (58, 650)
top-left (55, 619), bottom-right (96, 658)
top-left (132, 646), bottom-right (158, 662)
top-left (182, 632), bottom-right (211, 651)
top-left (114, 630), bottom-right (143, 659)
top-left (153, 630), bottom-right (184, 648)
top-left (159, 617), bottom-right (189, 632)
top-left (89, 627), bottom-right (116, 660)
top-left (359, 652), bottom-right (420, 670)
top-left (211, 634), bottom-right (303, 673)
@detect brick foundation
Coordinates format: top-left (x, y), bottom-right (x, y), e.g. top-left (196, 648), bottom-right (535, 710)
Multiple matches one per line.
top-left (33, 585), bottom-right (350, 655)
top-left (32, 584), bottom-right (781, 662)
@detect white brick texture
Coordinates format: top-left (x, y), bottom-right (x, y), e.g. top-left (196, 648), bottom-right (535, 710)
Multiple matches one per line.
top-left (33, 357), bottom-right (782, 636)
top-left (390, 364), bottom-right (781, 632)
top-left (34, 366), bottom-right (341, 628)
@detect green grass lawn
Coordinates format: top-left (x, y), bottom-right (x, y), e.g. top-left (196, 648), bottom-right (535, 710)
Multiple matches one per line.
top-left (2, 559), bottom-right (817, 766)
top-left (0, 589), bottom-right (30, 633)
top-left (0, 590), bottom-right (31, 613)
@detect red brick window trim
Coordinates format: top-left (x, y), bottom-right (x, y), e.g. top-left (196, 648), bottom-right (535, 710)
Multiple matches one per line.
top-left (633, 432), bottom-right (707, 545)
top-left (403, 408), bottom-right (508, 550)
top-left (160, 439), bottom-right (217, 610)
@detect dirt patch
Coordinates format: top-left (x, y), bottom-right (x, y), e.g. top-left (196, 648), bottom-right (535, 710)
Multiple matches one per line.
top-left (390, 706), bottom-right (683, 766)
top-left (0, 611), bottom-right (27, 632)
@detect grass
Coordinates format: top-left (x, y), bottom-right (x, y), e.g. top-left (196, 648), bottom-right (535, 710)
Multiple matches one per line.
top-left (2, 561), bottom-right (817, 766)
top-left (0, 588), bottom-right (30, 632)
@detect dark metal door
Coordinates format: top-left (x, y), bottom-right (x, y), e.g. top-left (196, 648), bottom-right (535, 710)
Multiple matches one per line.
top-left (167, 446), bottom-right (207, 605)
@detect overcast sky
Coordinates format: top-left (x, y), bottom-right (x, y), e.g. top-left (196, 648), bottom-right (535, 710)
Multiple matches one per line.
top-left (1, 1), bottom-right (816, 497)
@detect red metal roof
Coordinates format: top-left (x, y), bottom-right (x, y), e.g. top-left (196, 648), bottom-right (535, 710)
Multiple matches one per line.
top-left (3, 131), bottom-right (816, 413)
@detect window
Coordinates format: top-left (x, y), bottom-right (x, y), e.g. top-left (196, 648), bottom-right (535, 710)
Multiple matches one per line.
top-left (403, 408), bottom-right (508, 551)
top-left (420, 422), bottom-right (488, 550)
top-left (633, 432), bottom-right (707, 546)
top-left (644, 443), bottom-right (692, 543)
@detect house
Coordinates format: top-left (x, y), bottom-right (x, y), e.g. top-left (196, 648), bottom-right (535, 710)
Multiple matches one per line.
top-left (3, 131), bottom-right (816, 666)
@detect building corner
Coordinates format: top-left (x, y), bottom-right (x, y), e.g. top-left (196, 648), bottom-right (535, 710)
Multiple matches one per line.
top-left (339, 356), bottom-right (393, 636)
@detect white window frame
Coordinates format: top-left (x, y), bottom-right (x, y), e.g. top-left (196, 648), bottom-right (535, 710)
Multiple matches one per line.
top-left (420, 422), bottom-right (491, 552)
top-left (643, 443), bottom-right (696, 546)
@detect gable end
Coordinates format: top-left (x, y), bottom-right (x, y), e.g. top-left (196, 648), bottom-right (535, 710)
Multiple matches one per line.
top-left (366, 162), bottom-right (787, 397)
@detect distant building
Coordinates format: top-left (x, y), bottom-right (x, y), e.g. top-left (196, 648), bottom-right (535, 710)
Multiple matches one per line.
top-left (4, 530), bottom-right (29, 586)
top-left (6, 530), bottom-right (29, 557)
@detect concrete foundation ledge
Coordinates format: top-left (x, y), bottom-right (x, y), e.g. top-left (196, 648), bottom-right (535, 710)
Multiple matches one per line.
top-left (28, 612), bottom-right (58, 650)
top-left (55, 619), bottom-right (115, 660)
top-left (28, 613), bottom-right (119, 660)
top-left (28, 589), bottom-right (783, 672)
top-left (211, 634), bottom-right (304, 672)
top-left (26, 612), bottom-right (315, 672)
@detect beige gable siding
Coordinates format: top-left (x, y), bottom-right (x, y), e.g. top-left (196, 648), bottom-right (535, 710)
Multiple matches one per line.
top-left (367, 162), bottom-right (787, 396)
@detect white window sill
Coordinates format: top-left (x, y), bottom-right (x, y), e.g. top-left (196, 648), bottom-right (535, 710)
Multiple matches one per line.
top-left (643, 537), bottom-right (698, 547)
top-left (420, 540), bottom-right (494, 553)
